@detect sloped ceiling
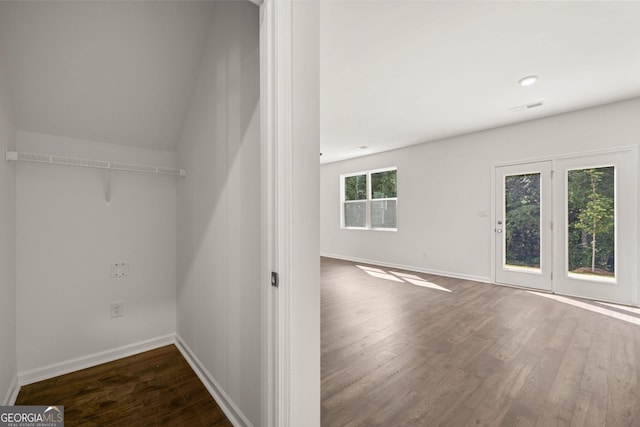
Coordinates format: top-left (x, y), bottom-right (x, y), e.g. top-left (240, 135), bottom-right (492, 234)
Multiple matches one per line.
top-left (3, 2), bottom-right (639, 158)
top-left (320, 1), bottom-right (640, 163)
top-left (0, 1), bottom-right (216, 151)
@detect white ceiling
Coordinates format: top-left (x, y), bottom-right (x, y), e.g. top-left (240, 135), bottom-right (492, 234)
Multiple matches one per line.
top-left (0, 1), bottom-right (215, 151)
top-left (320, 1), bottom-right (640, 164)
top-left (2, 2), bottom-right (639, 157)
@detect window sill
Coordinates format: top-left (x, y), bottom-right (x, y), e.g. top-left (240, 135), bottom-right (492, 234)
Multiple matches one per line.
top-left (342, 227), bottom-right (397, 232)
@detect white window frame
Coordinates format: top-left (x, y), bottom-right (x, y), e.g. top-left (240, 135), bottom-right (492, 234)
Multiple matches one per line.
top-left (340, 166), bottom-right (397, 231)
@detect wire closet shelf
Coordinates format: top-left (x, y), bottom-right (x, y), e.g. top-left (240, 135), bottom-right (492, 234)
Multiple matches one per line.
top-left (5, 150), bottom-right (186, 177)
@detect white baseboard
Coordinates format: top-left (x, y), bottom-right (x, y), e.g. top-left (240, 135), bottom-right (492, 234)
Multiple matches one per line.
top-left (320, 253), bottom-right (492, 284)
top-left (175, 334), bottom-right (252, 427)
top-left (2, 374), bottom-right (19, 405)
top-left (18, 334), bottom-right (176, 386)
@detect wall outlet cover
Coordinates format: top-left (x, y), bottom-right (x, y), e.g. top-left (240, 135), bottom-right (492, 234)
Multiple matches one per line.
top-left (111, 262), bottom-right (130, 278)
top-left (110, 302), bottom-right (124, 318)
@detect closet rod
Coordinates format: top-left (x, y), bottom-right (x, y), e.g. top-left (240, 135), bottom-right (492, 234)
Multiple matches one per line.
top-left (5, 150), bottom-right (186, 177)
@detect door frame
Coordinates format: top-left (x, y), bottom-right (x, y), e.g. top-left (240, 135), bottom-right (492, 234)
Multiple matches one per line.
top-left (260, 1), bottom-right (321, 426)
top-left (261, 1), bottom-right (293, 426)
top-left (491, 145), bottom-right (639, 307)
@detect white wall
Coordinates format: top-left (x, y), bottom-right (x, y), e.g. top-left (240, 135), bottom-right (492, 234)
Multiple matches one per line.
top-left (176, 2), bottom-right (261, 426)
top-left (16, 131), bottom-right (177, 374)
top-left (0, 56), bottom-right (17, 404)
top-left (321, 97), bottom-right (640, 282)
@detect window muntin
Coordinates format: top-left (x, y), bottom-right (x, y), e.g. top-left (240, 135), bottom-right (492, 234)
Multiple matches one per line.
top-left (341, 168), bottom-right (397, 230)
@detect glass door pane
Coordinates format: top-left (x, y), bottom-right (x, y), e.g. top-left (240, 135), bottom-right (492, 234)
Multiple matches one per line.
top-left (505, 173), bottom-right (541, 270)
top-left (567, 166), bottom-right (615, 281)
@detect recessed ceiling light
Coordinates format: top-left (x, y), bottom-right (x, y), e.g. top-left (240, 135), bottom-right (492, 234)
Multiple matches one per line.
top-left (359, 146), bottom-right (368, 150)
top-left (519, 75), bottom-right (538, 86)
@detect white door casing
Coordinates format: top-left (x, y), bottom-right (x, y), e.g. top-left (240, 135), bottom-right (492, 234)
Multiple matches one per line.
top-left (260, 1), bottom-right (321, 426)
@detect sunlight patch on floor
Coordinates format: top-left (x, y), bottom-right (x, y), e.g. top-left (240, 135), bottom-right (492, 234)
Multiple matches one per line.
top-left (391, 271), bottom-right (452, 292)
top-left (356, 265), bottom-right (404, 282)
top-left (528, 291), bottom-right (640, 326)
top-left (367, 270), bottom-right (405, 283)
top-left (356, 265), bottom-right (451, 292)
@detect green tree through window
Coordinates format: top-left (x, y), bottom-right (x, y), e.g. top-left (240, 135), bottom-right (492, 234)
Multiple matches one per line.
top-left (505, 173), bottom-right (541, 268)
top-left (344, 174), bottom-right (366, 201)
top-left (568, 167), bottom-right (615, 277)
top-left (371, 170), bottom-right (397, 199)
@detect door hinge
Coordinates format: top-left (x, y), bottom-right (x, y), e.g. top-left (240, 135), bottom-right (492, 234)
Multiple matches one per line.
top-left (551, 272), bottom-right (553, 281)
top-left (550, 221), bottom-right (553, 230)
top-left (271, 271), bottom-right (279, 288)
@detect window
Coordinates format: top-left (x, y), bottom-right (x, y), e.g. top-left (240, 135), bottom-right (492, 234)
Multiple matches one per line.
top-left (341, 168), bottom-right (397, 230)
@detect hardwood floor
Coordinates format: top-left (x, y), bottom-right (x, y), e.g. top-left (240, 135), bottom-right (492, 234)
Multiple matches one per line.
top-left (321, 257), bottom-right (640, 427)
top-left (16, 345), bottom-right (232, 427)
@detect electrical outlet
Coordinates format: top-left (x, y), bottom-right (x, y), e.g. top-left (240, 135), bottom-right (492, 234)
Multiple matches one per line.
top-left (111, 262), bottom-right (130, 278)
top-left (111, 302), bottom-right (124, 318)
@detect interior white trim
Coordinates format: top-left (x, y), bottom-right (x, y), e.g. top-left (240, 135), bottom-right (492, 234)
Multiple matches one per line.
top-left (175, 335), bottom-right (253, 427)
top-left (259, 0), bottom-right (276, 425)
top-left (2, 375), bottom-right (19, 405)
top-left (259, 2), bottom-right (273, 426)
top-left (321, 253), bottom-right (492, 284)
top-left (491, 145), bottom-right (639, 168)
top-left (17, 334), bottom-right (175, 386)
top-left (260, 0), bottom-right (294, 426)
top-left (637, 146), bottom-right (640, 307)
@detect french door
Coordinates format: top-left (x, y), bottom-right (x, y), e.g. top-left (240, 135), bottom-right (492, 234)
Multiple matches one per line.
top-left (495, 149), bottom-right (638, 305)
top-left (495, 161), bottom-right (552, 291)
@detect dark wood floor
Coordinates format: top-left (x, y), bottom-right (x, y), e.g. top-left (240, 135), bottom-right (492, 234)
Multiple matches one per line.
top-left (16, 345), bottom-right (232, 427)
top-left (321, 257), bottom-right (640, 427)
